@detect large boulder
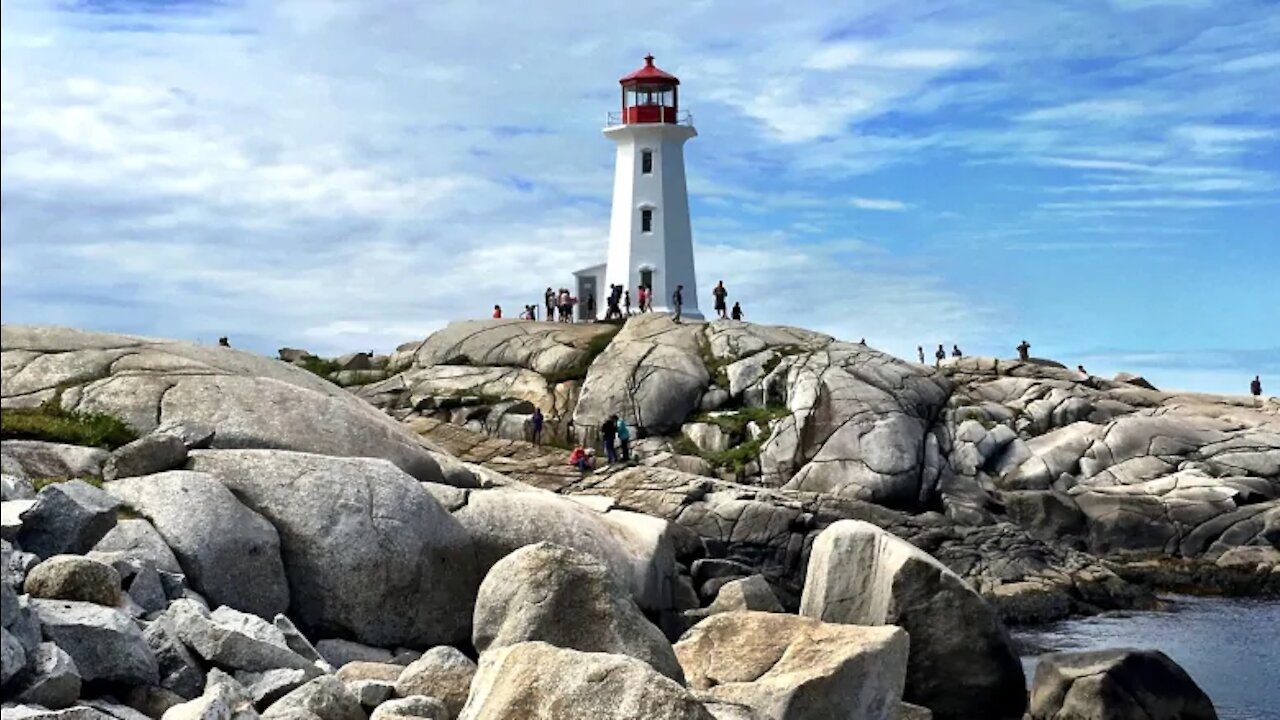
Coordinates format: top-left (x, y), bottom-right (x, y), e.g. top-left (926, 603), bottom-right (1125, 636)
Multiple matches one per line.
top-left (263, 675), bottom-right (365, 720)
top-left (450, 485), bottom-right (679, 613)
top-left (186, 450), bottom-right (478, 647)
top-left (24, 555), bottom-right (122, 606)
top-left (396, 319), bottom-right (614, 376)
top-left (675, 611), bottom-right (909, 720)
top-left (103, 434), bottom-right (189, 482)
top-left (0, 442), bottom-right (109, 481)
top-left (573, 314), bottom-right (709, 435)
top-left (1028, 649), bottom-right (1217, 720)
top-left (106, 471), bottom-right (289, 618)
top-left (800, 520), bottom-right (1026, 720)
top-left (16, 480), bottom-right (120, 559)
top-left (29, 599), bottom-right (159, 686)
top-left (392, 646), bottom-right (476, 719)
top-left (168, 600), bottom-right (321, 676)
top-left (704, 575), bottom-right (784, 615)
top-left (89, 518), bottom-right (184, 575)
top-left (1, 325), bottom-right (448, 483)
top-left (371, 697), bottom-right (447, 720)
top-left (9, 642), bottom-right (82, 709)
top-left (458, 642), bottom-right (715, 720)
top-left (471, 542), bottom-right (683, 682)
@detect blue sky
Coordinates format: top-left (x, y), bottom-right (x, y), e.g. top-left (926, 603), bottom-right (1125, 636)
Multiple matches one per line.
top-left (2, 0), bottom-right (1277, 394)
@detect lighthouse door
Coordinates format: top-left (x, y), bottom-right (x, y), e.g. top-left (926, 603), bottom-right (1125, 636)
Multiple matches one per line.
top-left (577, 276), bottom-right (597, 321)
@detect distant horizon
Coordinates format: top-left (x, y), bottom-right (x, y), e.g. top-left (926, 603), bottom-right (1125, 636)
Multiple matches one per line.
top-left (2, 0), bottom-right (1276, 397)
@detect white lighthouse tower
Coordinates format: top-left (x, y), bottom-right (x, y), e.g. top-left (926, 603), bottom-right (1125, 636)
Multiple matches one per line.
top-left (574, 55), bottom-right (701, 321)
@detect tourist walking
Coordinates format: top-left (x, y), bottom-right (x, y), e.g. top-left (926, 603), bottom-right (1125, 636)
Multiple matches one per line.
top-left (218, 337), bottom-right (230, 347)
top-left (935, 344), bottom-right (945, 367)
top-left (1251, 375), bottom-right (1263, 406)
top-left (624, 290), bottom-right (632, 317)
top-left (1077, 364), bottom-right (1088, 378)
top-left (1017, 340), bottom-right (1031, 361)
top-left (712, 280), bottom-right (729, 319)
top-left (952, 345), bottom-right (962, 358)
top-left (637, 286), bottom-right (648, 313)
top-left (917, 346), bottom-right (925, 364)
top-left (529, 407), bottom-right (544, 445)
top-left (616, 416), bottom-right (631, 462)
top-left (730, 301), bottom-right (743, 320)
top-left (545, 287), bottom-right (555, 322)
top-left (601, 415), bottom-right (619, 464)
top-left (672, 284), bottom-right (684, 323)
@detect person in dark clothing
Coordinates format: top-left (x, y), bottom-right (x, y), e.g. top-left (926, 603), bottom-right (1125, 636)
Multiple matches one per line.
top-left (917, 346), bottom-right (925, 364)
top-left (935, 344), bottom-right (946, 367)
top-left (624, 290), bottom-right (632, 317)
top-left (616, 416), bottom-right (631, 461)
top-left (712, 280), bottom-right (728, 319)
top-left (952, 345), bottom-right (962, 358)
top-left (1251, 375), bottom-right (1263, 406)
top-left (217, 337), bottom-right (230, 347)
top-left (672, 285), bottom-right (684, 323)
top-left (585, 294), bottom-right (596, 321)
top-left (600, 416), bottom-right (618, 464)
top-left (545, 288), bottom-right (555, 322)
top-left (1017, 340), bottom-right (1031, 361)
top-left (730, 302), bottom-right (743, 320)
top-left (529, 408), bottom-right (544, 445)
top-left (1077, 364), bottom-right (1088, 378)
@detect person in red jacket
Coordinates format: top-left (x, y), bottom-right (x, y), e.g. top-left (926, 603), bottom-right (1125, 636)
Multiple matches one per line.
top-left (492, 305), bottom-right (502, 319)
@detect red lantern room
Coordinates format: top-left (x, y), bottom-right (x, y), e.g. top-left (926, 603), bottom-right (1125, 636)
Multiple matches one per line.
top-left (619, 54), bottom-right (680, 124)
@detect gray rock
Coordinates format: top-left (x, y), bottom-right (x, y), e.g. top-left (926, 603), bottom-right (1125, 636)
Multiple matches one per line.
top-left (458, 641), bottom-right (714, 720)
top-left (125, 562), bottom-right (169, 614)
top-left (236, 668), bottom-right (311, 708)
top-left (2, 539), bottom-right (41, 590)
top-left (168, 601), bottom-right (320, 676)
top-left (3, 473), bottom-right (36, 501)
top-left (104, 435), bottom-right (189, 482)
top-left (800, 520), bottom-right (1026, 720)
top-left (16, 480), bottom-right (120, 559)
top-left (3, 581), bottom-right (42, 653)
top-left (675, 612), bottom-right (909, 720)
top-left (1028, 648), bottom-right (1216, 720)
top-left (146, 611), bottom-right (208, 699)
top-left (0, 441), bottom-right (110, 481)
top-left (273, 616), bottom-right (331, 671)
top-left (898, 702), bottom-right (933, 720)
top-left (345, 680), bottom-right (393, 708)
top-left (399, 319), bottom-right (613, 376)
top-left (3, 499), bottom-right (37, 542)
top-left (24, 555), bottom-right (122, 606)
top-left (472, 542), bottom-right (683, 683)
top-left (90, 518), bottom-right (184, 575)
top-left (451, 486), bottom-right (679, 614)
top-left (705, 575), bottom-right (783, 615)
top-left (123, 685), bottom-right (189, 719)
top-left (154, 421), bottom-right (217, 451)
top-left (682, 423), bottom-right (732, 455)
top-left (30, 599), bottom-right (159, 685)
top-left (369, 697), bottom-right (447, 720)
top-left (186, 450), bottom-right (477, 648)
top-left (11, 642), bottom-right (82, 709)
top-left (263, 676), bottom-right (365, 720)
top-left (107, 471), bottom-right (289, 618)
top-left (392, 646), bottom-right (476, 719)
top-left (162, 668), bottom-right (258, 720)
top-left (0, 705), bottom-right (116, 720)
top-left (79, 698), bottom-right (154, 720)
top-left (1004, 491), bottom-right (1085, 544)
top-left (314, 640), bottom-right (393, 670)
top-left (335, 663), bottom-right (402, 684)
top-left (3, 625), bottom-right (28, 686)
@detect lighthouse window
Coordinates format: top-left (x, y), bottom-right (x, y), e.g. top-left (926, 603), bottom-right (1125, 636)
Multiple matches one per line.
top-left (641, 150), bottom-right (653, 174)
top-left (641, 209), bottom-right (653, 233)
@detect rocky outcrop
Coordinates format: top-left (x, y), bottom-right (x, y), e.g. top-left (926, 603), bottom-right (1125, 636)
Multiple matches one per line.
top-left (1, 325), bottom-right (448, 483)
top-left (459, 642), bottom-right (715, 720)
top-left (186, 450), bottom-right (478, 647)
top-left (471, 542), bottom-right (683, 682)
top-left (1028, 649), bottom-right (1217, 720)
top-left (675, 611), bottom-right (908, 720)
top-left (801, 520), bottom-right (1026, 720)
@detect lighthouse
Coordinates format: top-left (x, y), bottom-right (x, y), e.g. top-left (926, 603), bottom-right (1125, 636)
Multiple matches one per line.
top-left (574, 55), bottom-right (702, 321)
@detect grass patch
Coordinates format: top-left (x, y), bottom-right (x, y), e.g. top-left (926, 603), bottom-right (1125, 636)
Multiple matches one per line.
top-left (690, 405), bottom-right (790, 435)
top-left (32, 475), bottom-right (105, 492)
top-left (299, 356), bottom-right (342, 379)
top-left (1, 393), bottom-right (137, 450)
top-left (677, 405), bottom-right (791, 474)
top-left (544, 326), bottom-right (622, 384)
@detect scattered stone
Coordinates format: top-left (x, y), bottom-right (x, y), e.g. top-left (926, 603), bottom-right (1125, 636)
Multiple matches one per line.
top-left (11, 642), bottom-right (82, 709)
top-left (103, 434), bottom-right (189, 482)
top-left (3, 625), bottom-right (28, 686)
top-left (458, 641), bottom-right (715, 720)
top-left (262, 676), bottom-right (365, 720)
top-left (273, 616), bottom-right (331, 671)
top-left (169, 601), bottom-right (321, 676)
top-left (800, 520), bottom-right (1026, 720)
top-left (335, 663), bottom-right (402, 684)
top-left (123, 685), bottom-right (188, 719)
top-left (0, 441), bottom-right (110, 482)
top-left (3, 472), bottom-right (36, 501)
top-left (90, 518), bottom-right (184, 575)
top-left (154, 420), bottom-right (217, 451)
top-left (17, 480), bottom-right (120, 559)
top-left (393, 646), bottom-right (476, 719)
top-left (236, 668), bottom-right (311, 708)
top-left (705, 575), bottom-right (783, 615)
top-left (126, 561), bottom-right (169, 614)
top-left (30, 598), bottom-right (159, 686)
top-left (107, 471), bottom-right (290, 619)
top-left (1028, 648), bottom-right (1216, 720)
top-left (675, 612), bottom-right (908, 720)
top-left (316, 640), bottom-right (394, 670)
top-left (370, 697), bottom-right (447, 720)
top-left (24, 555), bottom-right (122, 606)
top-left (145, 611), bottom-right (207, 699)
top-left (162, 669), bottom-right (258, 720)
top-left (472, 542), bottom-right (683, 682)
top-left (346, 679), bottom-right (394, 708)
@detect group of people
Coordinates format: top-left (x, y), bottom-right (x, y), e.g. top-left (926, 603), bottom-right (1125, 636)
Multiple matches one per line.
top-left (541, 288), bottom-right (578, 323)
top-left (919, 344), bottom-right (964, 366)
top-left (495, 280), bottom-right (751, 325)
top-left (567, 413), bottom-right (633, 471)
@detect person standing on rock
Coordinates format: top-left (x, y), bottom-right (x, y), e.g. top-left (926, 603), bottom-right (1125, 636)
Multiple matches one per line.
top-left (952, 345), bottom-right (962, 358)
top-left (1077, 364), bottom-right (1089, 378)
top-left (600, 415), bottom-right (619, 464)
top-left (545, 287), bottom-right (555, 321)
top-left (624, 290), bottom-right (632, 317)
top-left (917, 346), bottom-right (925, 364)
top-left (1251, 375), bottom-right (1263, 406)
top-left (712, 280), bottom-right (729, 319)
top-left (672, 284), bottom-right (684, 323)
top-left (935, 344), bottom-right (946, 367)
top-left (731, 301), bottom-right (743, 320)
top-left (1017, 339), bottom-right (1031, 361)
top-left (492, 305), bottom-right (502, 319)
top-left (616, 416), bottom-right (632, 462)
top-left (529, 408), bottom-right (544, 445)
top-left (637, 285), bottom-right (648, 313)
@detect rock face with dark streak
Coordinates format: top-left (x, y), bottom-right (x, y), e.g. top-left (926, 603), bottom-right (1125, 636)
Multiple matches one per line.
top-left (1028, 648), bottom-right (1218, 720)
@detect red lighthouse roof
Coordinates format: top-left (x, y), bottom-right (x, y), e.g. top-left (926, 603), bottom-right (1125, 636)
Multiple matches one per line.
top-left (620, 54), bottom-right (679, 85)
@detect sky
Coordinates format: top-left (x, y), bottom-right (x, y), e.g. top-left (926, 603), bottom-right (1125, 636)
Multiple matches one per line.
top-left (2, 0), bottom-right (1277, 395)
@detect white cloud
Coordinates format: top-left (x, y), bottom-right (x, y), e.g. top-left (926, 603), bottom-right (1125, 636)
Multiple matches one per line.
top-left (850, 197), bottom-right (910, 211)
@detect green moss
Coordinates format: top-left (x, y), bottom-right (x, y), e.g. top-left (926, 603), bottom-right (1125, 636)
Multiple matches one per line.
top-left (678, 405), bottom-right (790, 473)
top-left (690, 405), bottom-right (790, 435)
top-left (1, 393), bottom-right (137, 450)
top-left (544, 326), bottom-right (621, 384)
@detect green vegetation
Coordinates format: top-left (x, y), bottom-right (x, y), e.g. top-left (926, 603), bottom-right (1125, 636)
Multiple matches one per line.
top-left (1, 393), bottom-right (137, 450)
top-left (299, 356), bottom-right (342, 378)
top-left (31, 475), bottom-right (105, 492)
top-left (543, 326), bottom-right (622, 384)
top-left (697, 338), bottom-right (732, 389)
top-left (678, 404), bottom-right (792, 474)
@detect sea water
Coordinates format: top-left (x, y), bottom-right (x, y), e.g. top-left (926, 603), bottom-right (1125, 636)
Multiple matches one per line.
top-left (1015, 595), bottom-right (1280, 720)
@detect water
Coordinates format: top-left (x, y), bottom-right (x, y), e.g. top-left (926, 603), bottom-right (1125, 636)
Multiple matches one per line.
top-left (1014, 595), bottom-right (1280, 720)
